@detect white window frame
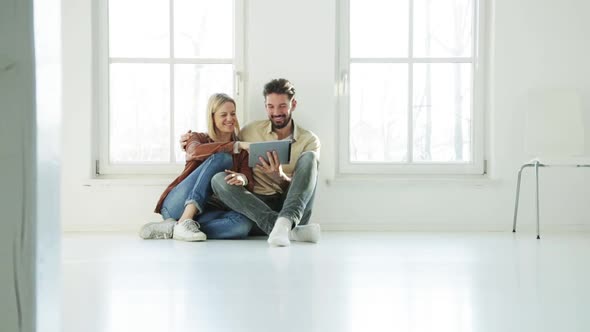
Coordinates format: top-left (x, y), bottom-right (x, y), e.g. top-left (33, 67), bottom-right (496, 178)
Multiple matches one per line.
top-left (337, 0), bottom-right (487, 175)
top-left (94, 0), bottom-right (245, 175)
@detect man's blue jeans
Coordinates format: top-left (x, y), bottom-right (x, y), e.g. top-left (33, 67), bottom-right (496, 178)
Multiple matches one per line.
top-left (160, 153), bottom-right (253, 239)
top-left (211, 151), bottom-right (319, 235)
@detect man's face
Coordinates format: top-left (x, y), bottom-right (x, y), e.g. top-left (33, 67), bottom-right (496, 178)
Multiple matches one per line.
top-left (265, 93), bottom-right (296, 130)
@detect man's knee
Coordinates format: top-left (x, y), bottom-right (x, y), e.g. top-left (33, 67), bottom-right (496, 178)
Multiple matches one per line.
top-left (296, 151), bottom-right (319, 168)
top-left (211, 172), bottom-right (229, 193)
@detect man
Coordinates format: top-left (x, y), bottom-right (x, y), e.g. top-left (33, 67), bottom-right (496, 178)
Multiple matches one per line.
top-left (210, 78), bottom-right (321, 247)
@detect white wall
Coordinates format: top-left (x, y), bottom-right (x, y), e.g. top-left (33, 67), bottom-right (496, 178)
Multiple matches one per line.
top-left (61, 0), bottom-right (590, 232)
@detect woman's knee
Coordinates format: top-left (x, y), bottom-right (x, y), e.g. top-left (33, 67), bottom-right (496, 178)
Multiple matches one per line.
top-left (212, 152), bottom-right (232, 162)
top-left (204, 152), bottom-right (232, 169)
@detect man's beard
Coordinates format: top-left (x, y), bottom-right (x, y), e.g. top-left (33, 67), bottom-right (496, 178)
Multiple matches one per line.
top-left (271, 114), bottom-right (292, 130)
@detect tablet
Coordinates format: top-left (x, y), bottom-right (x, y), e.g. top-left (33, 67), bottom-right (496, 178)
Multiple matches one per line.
top-left (248, 140), bottom-right (292, 167)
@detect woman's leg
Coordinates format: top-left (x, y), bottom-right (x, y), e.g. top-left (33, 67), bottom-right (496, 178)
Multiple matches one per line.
top-left (161, 152), bottom-right (233, 221)
top-left (142, 153), bottom-right (232, 241)
top-left (198, 210), bottom-right (254, 239)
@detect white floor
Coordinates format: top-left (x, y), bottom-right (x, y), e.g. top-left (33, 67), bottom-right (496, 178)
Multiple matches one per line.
top-left (62, 231), bottom-right (590, 332)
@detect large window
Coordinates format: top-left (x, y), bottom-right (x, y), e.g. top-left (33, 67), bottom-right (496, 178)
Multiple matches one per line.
top-left (339, 0), bottom-right (485, 174)
top-left (97, 0), bottom-right (244, 174)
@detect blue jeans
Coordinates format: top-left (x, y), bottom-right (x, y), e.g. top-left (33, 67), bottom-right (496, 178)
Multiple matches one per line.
top-left (194, 206), bottom-right (253, 239)
top-left (211, 151), bottom-right (319, 235)
top-left (160, 153), bottom-right (254, 239)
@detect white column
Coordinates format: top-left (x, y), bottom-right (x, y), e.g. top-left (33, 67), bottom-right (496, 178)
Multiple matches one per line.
top-left (0, 0), bottom-right (38, 331)
top-left (0, 0), bottom-right (62, 331)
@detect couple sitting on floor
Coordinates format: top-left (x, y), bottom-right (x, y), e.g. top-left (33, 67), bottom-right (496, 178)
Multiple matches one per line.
top-left (139, 78), bottom-right (320, 247)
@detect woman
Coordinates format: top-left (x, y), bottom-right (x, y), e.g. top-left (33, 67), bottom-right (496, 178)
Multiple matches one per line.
top-left (140, 93), bottom-right (253, 241)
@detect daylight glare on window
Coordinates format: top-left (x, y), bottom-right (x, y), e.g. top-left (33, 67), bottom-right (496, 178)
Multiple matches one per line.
top-left (106, 0), bottom-right (235, 166)
top-left (348, 0), bottom-right (476, 165)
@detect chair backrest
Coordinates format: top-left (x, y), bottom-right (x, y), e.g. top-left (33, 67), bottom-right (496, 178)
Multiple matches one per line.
top-left (525, 90), bottom-right (585, 158)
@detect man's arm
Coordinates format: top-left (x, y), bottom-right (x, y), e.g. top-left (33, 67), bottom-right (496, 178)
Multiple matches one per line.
top-left (180, 130), bottom-right (192, 151)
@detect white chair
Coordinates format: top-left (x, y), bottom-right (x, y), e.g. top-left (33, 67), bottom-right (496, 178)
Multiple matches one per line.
top-left (512, 90), bottom-right (589, 239)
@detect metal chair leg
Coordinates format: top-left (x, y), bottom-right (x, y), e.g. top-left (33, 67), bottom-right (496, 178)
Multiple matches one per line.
top-left (512, 164), bottom-right (528, 232)
top-left (535, 161), bottom-right (541, 239)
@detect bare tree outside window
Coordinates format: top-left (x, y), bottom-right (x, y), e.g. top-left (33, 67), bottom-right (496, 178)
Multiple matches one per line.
top-left (347, 0), bottom-right (477, 168)
top-left (103, 0), bottom-right (235, 169)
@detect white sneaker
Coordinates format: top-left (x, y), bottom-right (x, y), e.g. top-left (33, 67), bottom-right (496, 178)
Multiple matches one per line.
top-left (139, 219), bottom-right (175, 239)
top-left (173, 219), bottom-right (207, 242)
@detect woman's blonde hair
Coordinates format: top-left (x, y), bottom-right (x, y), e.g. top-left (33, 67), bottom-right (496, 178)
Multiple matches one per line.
top-left (206, 93), bottom-right (240, 141)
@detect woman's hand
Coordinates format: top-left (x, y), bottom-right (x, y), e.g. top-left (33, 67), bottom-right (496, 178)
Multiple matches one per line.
top-left (238, 141), bottom-right (251, 152)
top-left (224, 170), bottom-right (247, 186)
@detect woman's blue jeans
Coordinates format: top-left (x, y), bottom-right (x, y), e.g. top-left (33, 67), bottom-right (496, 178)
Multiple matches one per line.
top-left (160, 153), bottom-right (253, 239)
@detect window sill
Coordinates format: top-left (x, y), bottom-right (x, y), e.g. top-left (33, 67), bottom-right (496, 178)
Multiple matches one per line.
top-left (82, 175), bottom-right (174, 187)
top-left (325, 174), bottom-right (501, 186)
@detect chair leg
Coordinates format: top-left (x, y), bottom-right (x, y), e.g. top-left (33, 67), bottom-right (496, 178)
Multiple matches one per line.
top-left (512, 164), bottom-right (528, 233)
top-left (534, 161), bottom-right (541, 239)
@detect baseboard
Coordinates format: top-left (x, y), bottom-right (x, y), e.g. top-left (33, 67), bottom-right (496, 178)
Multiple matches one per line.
top-left (62, 222), bottom-right (590, 233)
top-left (63, 224), bottom-right (141, 233)
top-left (319, 223), bottom-right (503, 232)
top-left (320, 223), bottom-right (590, 232)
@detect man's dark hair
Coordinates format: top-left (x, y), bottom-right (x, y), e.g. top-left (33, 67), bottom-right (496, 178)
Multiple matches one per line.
top-left (263, 78), bottom-right (296, 101)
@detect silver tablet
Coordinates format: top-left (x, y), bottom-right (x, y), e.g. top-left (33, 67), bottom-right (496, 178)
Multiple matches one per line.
top-left (248, 140), bottom-right (292, 167)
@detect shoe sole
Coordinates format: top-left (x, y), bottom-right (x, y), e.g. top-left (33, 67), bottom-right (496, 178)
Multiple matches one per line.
top-left (173, 234), bottom-right (207, 242)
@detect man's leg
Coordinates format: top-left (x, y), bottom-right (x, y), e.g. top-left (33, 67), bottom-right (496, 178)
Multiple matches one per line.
top-left (198, 209), bottom-right (254, 239)
top-left (280, 151), bottom-right (319, 225)
top-left (268, 151), bottom-right (320, 246)
top-left (211, 172), bottom-right (280, 234)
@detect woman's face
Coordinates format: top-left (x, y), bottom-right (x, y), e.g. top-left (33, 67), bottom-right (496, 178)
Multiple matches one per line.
top-left (213, 101), bottom-right (237, 135)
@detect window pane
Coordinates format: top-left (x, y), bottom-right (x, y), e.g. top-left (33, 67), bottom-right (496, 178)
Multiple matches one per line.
top-left (412, 63), bottom-right (472, 162)
top-left (174, 0), bottom-right (233, 58)
top-left (413, 0), bottom-right (474, 58)
top-left (350, 63), bottom-right (408, 162)
top-left (109, 0), bottom-right (169, 58)
top-left (110, 64), bottom-right (170, 163)
top-left (350, 0), bottom-right (409, 58)
top-left (174, 64), bottom-right (233, 162)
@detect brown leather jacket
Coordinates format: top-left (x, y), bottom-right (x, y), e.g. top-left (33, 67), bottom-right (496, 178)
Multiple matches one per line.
top-left (154, 132), bottom-right (254, 214)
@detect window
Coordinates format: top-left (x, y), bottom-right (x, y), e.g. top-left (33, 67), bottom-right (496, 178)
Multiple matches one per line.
top-left (338, 0), bottom-right (485, 174)
top-left (96, 0), bottom-right (244, 174)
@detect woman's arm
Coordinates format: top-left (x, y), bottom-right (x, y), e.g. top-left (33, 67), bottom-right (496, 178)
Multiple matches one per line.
top-left (185, 132), bottom-right (236, 161)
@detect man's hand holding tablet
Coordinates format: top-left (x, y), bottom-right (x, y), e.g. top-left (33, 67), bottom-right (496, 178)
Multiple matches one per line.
top-left (247, 140), bottom-right (292, 167)
top-left (246, 140), bottom-right (293, 187)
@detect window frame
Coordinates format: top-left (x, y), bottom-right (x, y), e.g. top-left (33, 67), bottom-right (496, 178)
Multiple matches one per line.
top-left (94, 0), bottom-right (245, 175)
top-left (337, 0), bottom-right (487, 175)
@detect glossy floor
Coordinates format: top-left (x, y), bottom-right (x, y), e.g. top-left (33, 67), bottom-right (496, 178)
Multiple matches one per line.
top-left (62, 232), bottom-right (590, 332)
